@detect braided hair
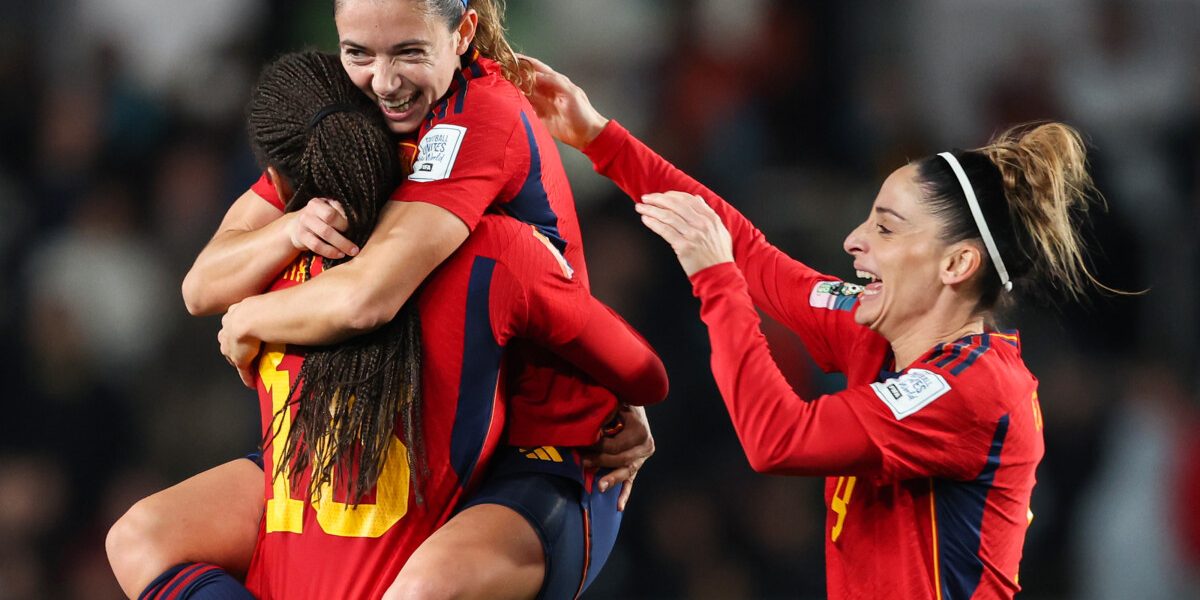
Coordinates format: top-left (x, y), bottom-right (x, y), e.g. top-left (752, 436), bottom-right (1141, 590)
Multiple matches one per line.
top-left (247, 50), bottom-right (427, 506)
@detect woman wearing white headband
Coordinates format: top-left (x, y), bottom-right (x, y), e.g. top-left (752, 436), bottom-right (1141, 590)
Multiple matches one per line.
top-left (524, 56), bottom-right (1111, 600)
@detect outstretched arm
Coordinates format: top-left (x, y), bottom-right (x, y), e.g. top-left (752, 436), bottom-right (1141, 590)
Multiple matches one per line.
top-left (632, 192), bottom-right (881, 474)
top-left (523, 57), bottom-right (863, 373)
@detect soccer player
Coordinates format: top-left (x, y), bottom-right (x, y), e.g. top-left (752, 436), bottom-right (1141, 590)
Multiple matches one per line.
top-left (107, 0), bottom-right (661, 595)
top-left (524, 57), bottom-right (1116, 599)
top-left (108, 50), bottom-right (664, 600)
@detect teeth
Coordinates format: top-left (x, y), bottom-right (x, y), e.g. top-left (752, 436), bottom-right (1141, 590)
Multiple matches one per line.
top-left (381, 93), bottom-right (415, 112)
top-left (856, 270), bottom-right (877, 282)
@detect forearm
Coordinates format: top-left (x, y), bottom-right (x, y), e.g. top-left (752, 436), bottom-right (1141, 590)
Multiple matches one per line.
top-left (183, 214), bottom-right (300, 315)
top-left (229, 201), bottom-right (468, 346)
top-left (583, 121), bottom-right (826, 325)
top-left (690, 263), bottom-right (880, 475)
top-left (555, 300), bottom-right (668, 407)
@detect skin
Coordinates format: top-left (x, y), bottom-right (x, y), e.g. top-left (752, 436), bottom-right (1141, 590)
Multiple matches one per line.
top-left (216, 0), bottom-right (478, 378)
top-left (522, 56), bottom-right (992, 371)
top-left (111, 9), bottom-right (654, 598)
top-left (105, 460), bottom-right (264, 598)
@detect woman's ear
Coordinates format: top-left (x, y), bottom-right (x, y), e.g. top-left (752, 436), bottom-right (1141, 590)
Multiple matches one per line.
top-left (267, 166), bottom-right (295, 204)
top-left (455, 9), bottom-right (479, 54)
top-left (941, 242), bottom-right (983, 286)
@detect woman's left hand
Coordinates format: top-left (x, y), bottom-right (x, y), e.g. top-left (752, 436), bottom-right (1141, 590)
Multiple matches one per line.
top-left (219, 301), bottom-right (262, 389)
top-left (582, 404), bottom-right (654, 511)
top-left (636, 192), bottom-right (734, 277)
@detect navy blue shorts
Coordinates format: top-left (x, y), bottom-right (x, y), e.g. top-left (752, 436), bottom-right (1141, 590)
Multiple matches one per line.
top-left (460, 446), bottom-right (623, 600)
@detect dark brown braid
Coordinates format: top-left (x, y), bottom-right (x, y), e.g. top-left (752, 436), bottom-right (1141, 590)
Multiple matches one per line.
top-left (247, 50), bottom-right (428, 506)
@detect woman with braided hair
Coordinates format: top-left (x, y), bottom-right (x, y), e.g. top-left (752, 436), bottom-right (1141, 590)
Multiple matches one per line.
top-left (106, 48), bottom-right (666, 600)
top-left (522, 58), bottom-right (1126, 599)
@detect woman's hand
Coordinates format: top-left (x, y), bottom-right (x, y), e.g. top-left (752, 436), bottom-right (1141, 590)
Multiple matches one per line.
top-left (218, 301), bottom-right (262, 388)
top-left (518, 55), bottom-right (608, 150)
top-left (583, 405), bottom-right (654, 511)
top-left (285, 198), bottom-right (358, 260)
top-left (636, 192), bottom-right (734, 277)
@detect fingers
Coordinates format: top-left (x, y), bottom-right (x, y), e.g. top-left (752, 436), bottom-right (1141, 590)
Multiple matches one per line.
top-left (618, 478), bottom-right (634, 511)
top-left (289, 198), bottom-right (359, 259)
top-left (596, 464), bottom-right (639, 511)
top-left (583, 443), bottom-right (652, 470)
top-left (238, 365), bottom-right (256, 389)
top-left (641, 192), bottom-right (713, 230)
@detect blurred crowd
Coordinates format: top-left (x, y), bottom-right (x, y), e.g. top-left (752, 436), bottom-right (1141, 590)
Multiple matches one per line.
top-left (1, 1), bottom-right (1197, 598)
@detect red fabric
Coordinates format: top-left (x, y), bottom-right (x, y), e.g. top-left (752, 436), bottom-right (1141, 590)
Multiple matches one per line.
top-left (250, 172), bottom-right (285, 211)
top-left (245, 214), bottom-right (664, 599)
top-left (388, 57), bottom-right (588, 289)
top-left (591, 121), bottom-right (1043, 599)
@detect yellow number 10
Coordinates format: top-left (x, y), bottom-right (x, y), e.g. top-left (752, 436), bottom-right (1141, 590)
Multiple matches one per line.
top-left (259, 344), bottom-right (410, 538)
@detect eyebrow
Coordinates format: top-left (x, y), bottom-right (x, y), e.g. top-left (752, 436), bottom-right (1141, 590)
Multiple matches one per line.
top-left (340, 39), bottom-right (432, 52)
top-left (874, 206), bottom-right (908, 222)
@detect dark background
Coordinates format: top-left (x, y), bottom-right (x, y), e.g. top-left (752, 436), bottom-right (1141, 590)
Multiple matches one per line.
top-left (1, 1), bottom-right (1197, 598)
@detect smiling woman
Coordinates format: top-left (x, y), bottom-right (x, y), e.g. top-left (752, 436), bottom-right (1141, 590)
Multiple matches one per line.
top-left (524, 56), bottom-right (1114, 600)
top-left (106, 1), bottom-right (662, 600)
top-left (334, 0), bottom-right (531, 135)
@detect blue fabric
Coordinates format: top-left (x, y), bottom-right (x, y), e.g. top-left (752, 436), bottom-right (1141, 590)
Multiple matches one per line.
top-left (462, 447), bottom-right (624, 600)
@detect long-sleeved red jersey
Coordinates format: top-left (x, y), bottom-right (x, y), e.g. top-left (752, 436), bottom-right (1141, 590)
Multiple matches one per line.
top-left (244, 214), bottom-right (666, 599)
top-left (585, 121), bottom-right (1044, 600)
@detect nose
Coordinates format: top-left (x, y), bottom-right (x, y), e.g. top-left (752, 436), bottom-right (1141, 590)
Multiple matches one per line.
top-left (843, 222), bottom-right (866, 256)
top-left (372, 57), bottom-right (403, 98)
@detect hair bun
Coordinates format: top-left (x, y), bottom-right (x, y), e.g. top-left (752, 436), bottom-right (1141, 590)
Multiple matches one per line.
top-left (978, 122), bottom-right (1100, 300)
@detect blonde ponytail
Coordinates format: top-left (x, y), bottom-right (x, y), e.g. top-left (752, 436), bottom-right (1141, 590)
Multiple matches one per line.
top-left (978, 123), bottom-right (1108, 301)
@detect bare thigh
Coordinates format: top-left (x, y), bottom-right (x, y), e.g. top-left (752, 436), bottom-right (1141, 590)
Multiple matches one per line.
top-left (382, 504), bottom-right (544, 600)
top-left (106, 459), bottom-right (263, 597)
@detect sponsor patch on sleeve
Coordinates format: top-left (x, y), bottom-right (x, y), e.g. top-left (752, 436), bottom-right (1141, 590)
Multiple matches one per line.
top-left (409, 124), bottom-right (467, 182)
top-left (870, 368), bottom-right (951, 420)
top-left (809, 280), bottom-right (863, 312)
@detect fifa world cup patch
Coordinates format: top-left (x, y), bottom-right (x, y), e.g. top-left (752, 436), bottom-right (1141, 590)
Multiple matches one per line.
top-left (409, 124), bottom-right (467, 182)
top-left (809, 280), bottom-right (863, 312)
top-left (870, 369), bottom-right (951, 420)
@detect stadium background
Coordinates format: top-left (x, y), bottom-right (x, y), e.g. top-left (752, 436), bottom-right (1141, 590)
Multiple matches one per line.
top-left (1, 0), bottom-right (1197, 598)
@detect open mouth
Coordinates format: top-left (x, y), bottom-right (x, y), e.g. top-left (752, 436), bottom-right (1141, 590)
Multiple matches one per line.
top-left (856, 269), bottom-right (883, 296)
top-left (379, 90), bottom-right (420, 119)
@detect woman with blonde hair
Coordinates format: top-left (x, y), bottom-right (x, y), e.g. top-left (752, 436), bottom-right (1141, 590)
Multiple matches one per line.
top-left (526, 56), bottom-right (1114, 599)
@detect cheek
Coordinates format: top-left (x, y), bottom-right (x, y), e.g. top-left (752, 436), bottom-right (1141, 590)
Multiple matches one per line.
top-left (344, 66), bottom-right (375, 98)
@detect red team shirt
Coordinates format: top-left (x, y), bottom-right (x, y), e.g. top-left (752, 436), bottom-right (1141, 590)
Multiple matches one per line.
top-left (251, 51), bottom-right (604, 445)
top-left (243, 53), bottom-right (665, 598)
top-left (584, 121), bottom-right (1044, 600)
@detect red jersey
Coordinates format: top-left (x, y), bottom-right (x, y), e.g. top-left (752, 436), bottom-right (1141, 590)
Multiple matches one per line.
top-left (585, 121), bottom-right (1044, 600)
top-left (250, 51), bottom-right (605, 445)
top-left (244, 214), bottom-right (666, 600)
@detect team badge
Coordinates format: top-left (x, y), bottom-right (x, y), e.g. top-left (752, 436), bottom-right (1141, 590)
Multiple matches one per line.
top-left (409, 124), bottom-right (467, 182)
top-left (870, 369), bottom-right (951, 420)
top-left (809, 280), bottom-right (863, 311)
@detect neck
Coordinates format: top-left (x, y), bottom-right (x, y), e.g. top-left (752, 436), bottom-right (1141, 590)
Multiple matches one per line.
top-left (884, 297), bottom-right (987, 370)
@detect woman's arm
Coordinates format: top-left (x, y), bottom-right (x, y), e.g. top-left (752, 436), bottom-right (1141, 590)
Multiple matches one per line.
top-left (219, 201), bottom-right (469, 379)
top-left (182, 187), bottom-right (358, 316)
top-left (523, 58), bottom-right (861, 372)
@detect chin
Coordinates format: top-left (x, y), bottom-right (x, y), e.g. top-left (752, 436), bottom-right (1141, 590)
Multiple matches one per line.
top-left (386, 120), bottom-right (420, 135)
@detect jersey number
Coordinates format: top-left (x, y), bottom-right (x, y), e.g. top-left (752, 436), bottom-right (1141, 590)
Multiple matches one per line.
top-left (260, 344), bottom-right (410, 538)
top-left (830, 476), bottom-right (856, 542)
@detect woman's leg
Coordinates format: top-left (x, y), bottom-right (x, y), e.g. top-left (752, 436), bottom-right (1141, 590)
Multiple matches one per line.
top-left (383, 446), bottom-right (626, 600)
top-left (105, 458), bottom-right (263, 598)
top-left (383, 503), bottom-right (545, 600)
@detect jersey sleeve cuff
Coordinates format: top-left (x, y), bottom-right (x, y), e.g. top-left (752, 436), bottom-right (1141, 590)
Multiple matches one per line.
top-left (689, 261), bottom-right (746, 301)
top-left (582, 119), bottom-right (629, 174)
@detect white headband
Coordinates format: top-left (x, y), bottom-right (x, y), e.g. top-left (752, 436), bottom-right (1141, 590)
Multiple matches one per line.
top-left (938, 152), bottom-right (1012, 292)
